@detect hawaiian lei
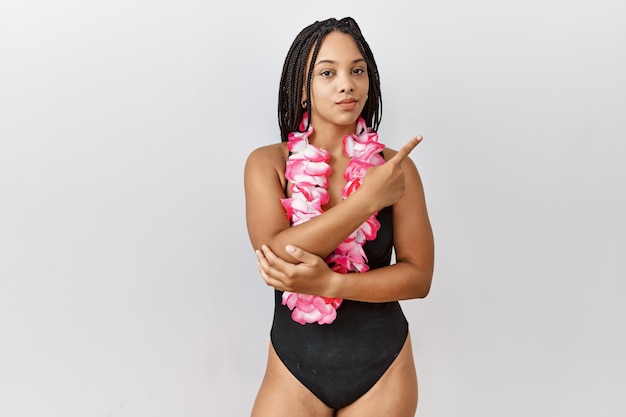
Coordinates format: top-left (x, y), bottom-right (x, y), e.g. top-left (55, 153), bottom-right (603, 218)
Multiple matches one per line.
top-left (280, 112), bottom-right (386, 325)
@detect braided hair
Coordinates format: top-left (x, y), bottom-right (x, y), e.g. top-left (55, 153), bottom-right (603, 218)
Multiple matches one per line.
top-left (278, 17), bottom-right (383, 142)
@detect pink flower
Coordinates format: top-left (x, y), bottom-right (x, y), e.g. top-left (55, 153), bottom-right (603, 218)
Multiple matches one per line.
top-left (367, 151), bottom-right (385, 166)
top-left (343, 119), bottom-right (385, 161)
top-left (287, 114), bottom-right (314, 153)
top-left (282, 292), bottom-right (342, 325)
top-left (342, 178), bottom-right (361, 199)
top-left (327, 239), bottom-right (369, 273)
top-left (288, 135), bottom-right (307, 153)
top-left (301, 145), bottom-right (330, 162)
top-left (281, 197), bottom-right (323, 226)
top-left (291, 183), bottom-right (330, 206)
top-left (286, 159), bottom-right (330, 187)
top-left (357, 215), bottom-right (381, 241)
top-left (344, 159), bottom-right (374, 181)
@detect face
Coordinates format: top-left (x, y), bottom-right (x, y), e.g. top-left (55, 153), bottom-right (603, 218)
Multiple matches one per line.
top-left (304, 31), bottom-right (369, 131)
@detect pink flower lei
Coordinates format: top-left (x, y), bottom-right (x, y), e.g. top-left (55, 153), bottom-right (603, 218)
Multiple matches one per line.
top-left (280, 113), bottom-right (386, 325)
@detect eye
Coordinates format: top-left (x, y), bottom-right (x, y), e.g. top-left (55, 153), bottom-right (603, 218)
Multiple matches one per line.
top-left (352, 67), bottom-right (366, 75)
top-left (320, 70), bottom-right (334, 77)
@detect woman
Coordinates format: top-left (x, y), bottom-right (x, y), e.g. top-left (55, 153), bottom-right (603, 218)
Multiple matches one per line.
top-left (244, 17), bottom-right (434, 417)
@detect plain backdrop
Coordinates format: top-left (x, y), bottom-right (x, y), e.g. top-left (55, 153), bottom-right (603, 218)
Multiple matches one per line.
top-left (1, 1), bottom-right (624, 416)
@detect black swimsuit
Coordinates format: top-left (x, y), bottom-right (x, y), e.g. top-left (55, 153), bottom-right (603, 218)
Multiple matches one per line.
top-left (270, 205), bottom-right (409, 409)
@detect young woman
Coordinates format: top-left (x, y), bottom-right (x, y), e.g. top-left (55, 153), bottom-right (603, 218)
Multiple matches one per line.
top-left (244, 17), bottom-right (434, 417)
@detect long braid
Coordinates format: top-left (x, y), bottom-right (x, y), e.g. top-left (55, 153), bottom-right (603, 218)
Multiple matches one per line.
top-left (278, 17), bottom-right (383, 142)
top-left (278, 23), bottom-right (321, 141)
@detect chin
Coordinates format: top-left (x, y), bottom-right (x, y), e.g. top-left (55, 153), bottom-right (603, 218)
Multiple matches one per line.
top-left (311, 107), bottom-right (365, 128)
top-left (337, 112), bottom-right (363, 125)
top-left (334, 108), bottom-right (363, 122)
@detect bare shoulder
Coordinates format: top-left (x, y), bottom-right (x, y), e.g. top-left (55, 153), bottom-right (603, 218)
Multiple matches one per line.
top-left (244, 142), bottom-right (290, 195)
top-left (245, 142), bottom-right (289, 175)
top-left (246, 142), bottom-right (287, 167)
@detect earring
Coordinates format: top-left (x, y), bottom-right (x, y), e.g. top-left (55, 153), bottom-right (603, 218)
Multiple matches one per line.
top-left (301, 100), bottom-right (308, 108)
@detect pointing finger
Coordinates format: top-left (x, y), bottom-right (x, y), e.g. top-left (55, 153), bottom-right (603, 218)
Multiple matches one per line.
top-left (390, 136), bottom-right (422, 164)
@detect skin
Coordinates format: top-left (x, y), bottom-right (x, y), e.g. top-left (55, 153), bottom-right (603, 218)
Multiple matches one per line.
top-left (245, 31), bottom-right (434, 417)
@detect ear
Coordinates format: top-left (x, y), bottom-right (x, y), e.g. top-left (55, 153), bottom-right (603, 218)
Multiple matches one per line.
top-left (301, 90), bottom-right (308, 108)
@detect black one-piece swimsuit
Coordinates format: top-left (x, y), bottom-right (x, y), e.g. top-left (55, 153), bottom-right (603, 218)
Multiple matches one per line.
top-left (270, 205), bottom-right (409, 410)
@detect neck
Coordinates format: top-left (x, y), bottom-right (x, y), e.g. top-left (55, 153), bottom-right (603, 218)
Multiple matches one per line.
top-left (308, 121), bottom-right (357, 154)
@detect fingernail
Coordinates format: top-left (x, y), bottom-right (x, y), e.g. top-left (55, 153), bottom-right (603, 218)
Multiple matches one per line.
top-left (286, 245), bottom-right (295, 254)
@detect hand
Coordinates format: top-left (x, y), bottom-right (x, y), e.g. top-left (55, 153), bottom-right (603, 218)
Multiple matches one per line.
top-left (256, 244), bottom-right (337, 296)
top-left (361, 136), bottom-right (422, 209)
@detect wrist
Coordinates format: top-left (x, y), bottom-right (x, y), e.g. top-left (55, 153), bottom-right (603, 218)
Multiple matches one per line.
top-left (349, 186), bottom-right (379, 216)
top-left (328, 270), bottom-right (345, 299)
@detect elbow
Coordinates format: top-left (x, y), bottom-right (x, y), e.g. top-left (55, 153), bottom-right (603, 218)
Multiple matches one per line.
top-left (410, 266), bottom-right (433, 299)
top-left (412, 279), bottom-right (432, 299)
top-left (396, 255), bottom-right (433, 300)
top-left (418, 282), bottom-right (432, 298)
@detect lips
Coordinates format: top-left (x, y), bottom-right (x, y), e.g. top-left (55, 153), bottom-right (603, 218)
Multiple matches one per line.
top-left (336, 98), bottom-right (358, 110)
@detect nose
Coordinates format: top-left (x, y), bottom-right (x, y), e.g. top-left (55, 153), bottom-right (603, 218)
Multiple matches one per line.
top-left (338, 73), bottom-right (355, 94)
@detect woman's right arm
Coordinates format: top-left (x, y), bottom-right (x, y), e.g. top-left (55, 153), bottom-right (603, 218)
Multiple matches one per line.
top-left (244, 145), bottom-right (377, 263)
top-left (244, 138), bottom-right (420, 264)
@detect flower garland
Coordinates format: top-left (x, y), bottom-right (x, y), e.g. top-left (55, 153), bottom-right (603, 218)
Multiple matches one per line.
top-left (280, 113), bottom-right (386, 325)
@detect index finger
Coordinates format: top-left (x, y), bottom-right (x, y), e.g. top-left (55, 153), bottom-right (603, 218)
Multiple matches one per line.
top-left (390, 136), bottom-right (423, 164)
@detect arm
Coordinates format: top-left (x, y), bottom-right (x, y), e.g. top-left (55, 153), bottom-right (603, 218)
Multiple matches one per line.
top-left (256, 148), bottom-right (434, 302)
top-left (334, 153), bottom-right (434, 301)
top-left (244, 139), bottom-right (420, 263)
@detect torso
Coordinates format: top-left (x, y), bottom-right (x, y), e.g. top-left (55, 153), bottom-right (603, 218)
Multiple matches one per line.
top-left (270, 147), bottom-right (408, 409)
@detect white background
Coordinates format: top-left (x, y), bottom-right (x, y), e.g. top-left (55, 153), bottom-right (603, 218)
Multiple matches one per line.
top-left (1, 1), bottom-right (624, 416)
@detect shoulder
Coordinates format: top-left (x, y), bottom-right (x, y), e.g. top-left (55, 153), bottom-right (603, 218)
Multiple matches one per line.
top-left (245, 142), bottom-right (288, 170)
top-left (244, 142), bottom-right (289, 189)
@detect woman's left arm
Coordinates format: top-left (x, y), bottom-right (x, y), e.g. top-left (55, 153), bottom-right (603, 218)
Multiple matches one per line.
top-left (256, 150), bottom-right (434, 302)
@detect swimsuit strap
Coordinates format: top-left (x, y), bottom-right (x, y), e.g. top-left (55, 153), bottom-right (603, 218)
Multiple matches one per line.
top-left (283, 150), bottom-right (292, 196)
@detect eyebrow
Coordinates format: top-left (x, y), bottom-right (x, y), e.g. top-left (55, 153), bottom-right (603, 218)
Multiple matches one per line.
top-left (315, 58), bottom-right (366, 66)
